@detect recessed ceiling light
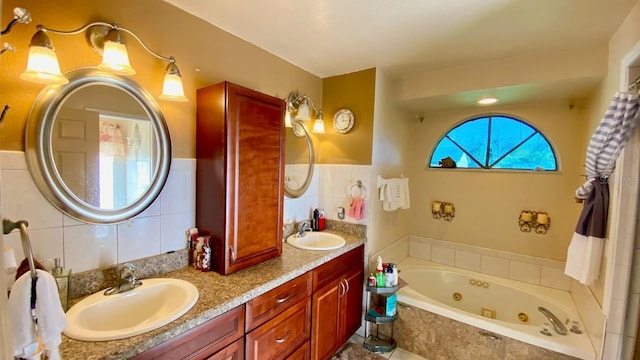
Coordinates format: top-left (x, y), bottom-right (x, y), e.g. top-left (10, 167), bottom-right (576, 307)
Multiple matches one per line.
top-left (478, 97), bottom-right (498, 105)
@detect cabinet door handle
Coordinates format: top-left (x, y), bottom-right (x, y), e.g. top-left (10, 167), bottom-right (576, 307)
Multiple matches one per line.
top-left (229, 246), bottom-right (236, 261)
top-left (275, 292), bottom-right (291, 304)
top-left (275, 331), bottom-right (290, 343)
top-left (344, 278), bottom-right (350, 294)
top-left (338, 279), bottom-right (346, 297)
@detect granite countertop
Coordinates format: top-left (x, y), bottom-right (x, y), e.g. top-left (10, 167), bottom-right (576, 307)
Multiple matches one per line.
top-left (59, 231), bottom-right (365, 360)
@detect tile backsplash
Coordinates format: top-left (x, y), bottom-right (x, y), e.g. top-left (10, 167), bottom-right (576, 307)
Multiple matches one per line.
top-left (283, 164), bottom-right (372, 227)
top-left (1, 151), bottom-right (195, 276)
top-left (3, 153), bottom-right (371, 277)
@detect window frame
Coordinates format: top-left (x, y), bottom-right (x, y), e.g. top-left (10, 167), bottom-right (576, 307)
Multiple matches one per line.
top-left (428, 114), bottom-right (558, 171)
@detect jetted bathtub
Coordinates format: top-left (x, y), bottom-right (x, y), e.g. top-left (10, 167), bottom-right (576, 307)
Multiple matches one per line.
top-left (394, 257), bottom-right (595, 359)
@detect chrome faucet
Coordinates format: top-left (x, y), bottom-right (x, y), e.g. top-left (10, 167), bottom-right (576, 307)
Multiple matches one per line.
top-left (104, 263), bottom-right (142, 295)
top-left (538, 306), bottom-right (567, 335)
top-left (295, 220), bottom-right (312, 238)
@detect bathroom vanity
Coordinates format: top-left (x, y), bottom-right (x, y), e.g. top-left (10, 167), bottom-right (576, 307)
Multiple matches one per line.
top-left (59, 232), bottom-right (365, 360)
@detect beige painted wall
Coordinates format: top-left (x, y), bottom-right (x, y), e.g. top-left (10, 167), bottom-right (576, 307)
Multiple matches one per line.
top-left (368, 69), bottom-right (412, 254)
top-left (319, 68), bottom-right (375, 165)
top-left (407, 101), bottom-right (587, 261)
top-left (0, 0), bottom-right (321, 157)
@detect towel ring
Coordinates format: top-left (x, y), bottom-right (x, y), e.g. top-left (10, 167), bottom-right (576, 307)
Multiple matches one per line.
top-left (350, 180), bottom-right (366, 199)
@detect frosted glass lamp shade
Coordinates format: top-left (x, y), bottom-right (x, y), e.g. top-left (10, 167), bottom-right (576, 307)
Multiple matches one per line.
top-left (97, 30), bottom-right (135, 75)
top-left (159, 61), bottom-right (188, 102)
top-left (312, 117), bottom-right (325, 133)
top-left (20, 45), bottom-right (68, 84)
top-left (285, 111), bottom-right (292, 127)
top-left (159, 73), bottom-right (188, 102)
top-left (295, 102), bottom-right (311, 121)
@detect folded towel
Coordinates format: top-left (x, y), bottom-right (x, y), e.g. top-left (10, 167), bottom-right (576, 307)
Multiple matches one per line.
top-left (348, 197), bottom-right (365, 220)
top-left (381, 178), bottom-right (410, 211)
top-left (9, 269), bottom-right (67, 359)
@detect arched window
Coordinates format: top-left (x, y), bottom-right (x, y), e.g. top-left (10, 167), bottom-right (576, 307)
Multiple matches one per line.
top-left (429, 115), bottom-right (557, 170)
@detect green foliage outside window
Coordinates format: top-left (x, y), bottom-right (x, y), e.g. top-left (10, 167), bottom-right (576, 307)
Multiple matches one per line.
top-left (429, 115), bottom-right (557, 171)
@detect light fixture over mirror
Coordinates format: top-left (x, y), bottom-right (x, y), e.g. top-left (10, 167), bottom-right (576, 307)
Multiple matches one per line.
top-left (20, 22), bottom-right (188, 102)
top-left (286, 92), bottom-right (325, 136)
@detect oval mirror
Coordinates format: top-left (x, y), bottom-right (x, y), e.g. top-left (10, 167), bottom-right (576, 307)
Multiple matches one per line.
top-left (284, 120), bottom-right (314, 198)
top-left (25, 68), bottom-right (172, 223)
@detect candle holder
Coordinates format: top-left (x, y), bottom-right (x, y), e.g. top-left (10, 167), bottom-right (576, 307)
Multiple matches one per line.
top-left (432, 201), bottom-right (455, 222)
top-left (519, 210), bottom-right (550, 234)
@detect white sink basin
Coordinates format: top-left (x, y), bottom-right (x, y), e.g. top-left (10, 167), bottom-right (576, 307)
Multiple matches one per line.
top-left (286, 232), bottom-right (346, 251)
top-left (64, 278), bottom-right (199, 341)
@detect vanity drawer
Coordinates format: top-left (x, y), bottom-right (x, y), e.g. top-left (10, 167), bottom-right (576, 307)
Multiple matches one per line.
top-left (245, 297), bottom-right (311, 360)
top-left (246, 272), bottom-right (312, 332)
top-left (313, 245), bottom-right (364, 291)
top-left (206, 338), bottom-right (244, 360)
top-left (132, 305), bottom-right (244, 360)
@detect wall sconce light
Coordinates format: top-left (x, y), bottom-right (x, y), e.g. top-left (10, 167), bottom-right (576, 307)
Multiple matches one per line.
top-left (0, 7), bottom-right (32, 56)
top-left (20, 22), bottom-right (188, 102)
top-left (432, 201), bottom-right (455, 221)
top-left (286, 92), bottom-right (325, 136)
top-left (519, 210), bottom-right (550, 234)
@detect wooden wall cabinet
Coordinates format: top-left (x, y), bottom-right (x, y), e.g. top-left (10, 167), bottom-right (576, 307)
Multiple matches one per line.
top-left (310, 245), bottom-right (365, 360)
top-left (196, 82), bottom-right (285, 275)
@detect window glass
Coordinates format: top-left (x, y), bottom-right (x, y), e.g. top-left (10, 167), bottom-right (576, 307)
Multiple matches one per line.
top-left (429, 115), bottom-right (557, 171)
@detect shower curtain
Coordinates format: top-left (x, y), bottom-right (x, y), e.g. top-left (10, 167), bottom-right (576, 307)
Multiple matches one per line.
top-left (565, 92), bottom-right (639, 285)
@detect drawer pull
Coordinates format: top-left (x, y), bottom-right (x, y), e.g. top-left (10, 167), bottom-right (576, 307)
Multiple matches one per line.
top-left (275, 292), bottom-right (291, 304)
top-left (275, 331), bottom-right (290, 344)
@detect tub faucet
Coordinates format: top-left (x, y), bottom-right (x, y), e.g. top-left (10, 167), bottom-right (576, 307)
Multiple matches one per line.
top-left (538, 306), bottom-right (567, 335)
top-left (295, 220), bottom-right (312, 238)
top-left (104, 263), bottom-right (142, 295)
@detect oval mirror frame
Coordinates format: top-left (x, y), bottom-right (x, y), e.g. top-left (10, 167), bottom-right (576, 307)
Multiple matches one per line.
top-left (25, 68), bottom-right (172, 224)
top-left (284, 119), bottom-right (314, 198)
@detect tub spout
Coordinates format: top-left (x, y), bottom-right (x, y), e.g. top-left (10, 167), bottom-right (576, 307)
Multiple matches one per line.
top-left (537, 306), bottom-right (567, 335)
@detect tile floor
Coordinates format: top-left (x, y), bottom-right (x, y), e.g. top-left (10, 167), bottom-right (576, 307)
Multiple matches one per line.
top-left (348, 335), bottom-right (427, 360)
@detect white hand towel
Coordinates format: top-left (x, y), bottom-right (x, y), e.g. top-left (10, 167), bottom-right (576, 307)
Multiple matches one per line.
top-left (382, 178), bottom-right (410, 211)
top-left (564, 233), bottom-right (604, 285)
top-left (9, 269), bottom-right (67, 359)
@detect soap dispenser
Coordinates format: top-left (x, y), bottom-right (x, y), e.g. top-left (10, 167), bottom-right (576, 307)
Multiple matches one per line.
top-left (52, 258), bottom-right (71, 312)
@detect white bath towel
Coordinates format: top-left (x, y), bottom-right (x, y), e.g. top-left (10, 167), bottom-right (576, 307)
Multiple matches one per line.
top-left (380, 177), bottom-right (410, 211)
top-left (9, 269), bottom-right (67, 360)
top-left (564, 233), bottom-right (604, 285)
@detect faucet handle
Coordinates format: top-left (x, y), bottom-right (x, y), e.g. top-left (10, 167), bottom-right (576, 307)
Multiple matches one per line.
top-left (120, 263), bottom-right (136, 279)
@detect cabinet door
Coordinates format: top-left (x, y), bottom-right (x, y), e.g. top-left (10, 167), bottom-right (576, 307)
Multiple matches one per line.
top-left (286, 341), bottom-right (310, 360)
top-left (226, 83), bottom-right (284, 274)
top-left (196, 82), bottom-right (285, 275)
top-left (310, 277), bottom-right (342, 360)
top-left (339, 269), bottom-right (364, 344)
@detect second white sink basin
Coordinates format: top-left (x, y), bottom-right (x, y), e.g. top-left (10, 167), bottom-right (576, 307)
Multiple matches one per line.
top-left (64, 278), bottom-right (199, 341)
top-left (287, 232), bottom-right (346, 251)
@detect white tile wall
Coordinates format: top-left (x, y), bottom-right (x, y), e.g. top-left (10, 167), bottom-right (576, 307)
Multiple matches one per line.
top-left (431, 245), bottom-right (455, 266)
top-left (1, 151), bottom-right (195, 274)
top-left (480, 255), bottom-right (509, 278)
top-left (571, 278), bottom-right (606, 358)
top-left (454, 249), bottom-right (481, 272)
top-left (508, 261), bottom-right (541, 285)
top-left (283, 164), bottom-right (372, 228)
top-left (405, 235), bottom-right (572, 291)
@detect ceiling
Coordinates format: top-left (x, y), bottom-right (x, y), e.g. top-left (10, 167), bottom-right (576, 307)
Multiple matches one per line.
top-left (165, 0), bottom-right (637, 111)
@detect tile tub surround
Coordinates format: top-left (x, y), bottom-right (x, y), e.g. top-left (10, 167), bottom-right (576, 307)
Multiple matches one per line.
top-left (371, 235), bottom-right (572, 292)
top-left (390, 304), bottom-right (580, 360)
top-left (60, 231), bottom-right (365, 360)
